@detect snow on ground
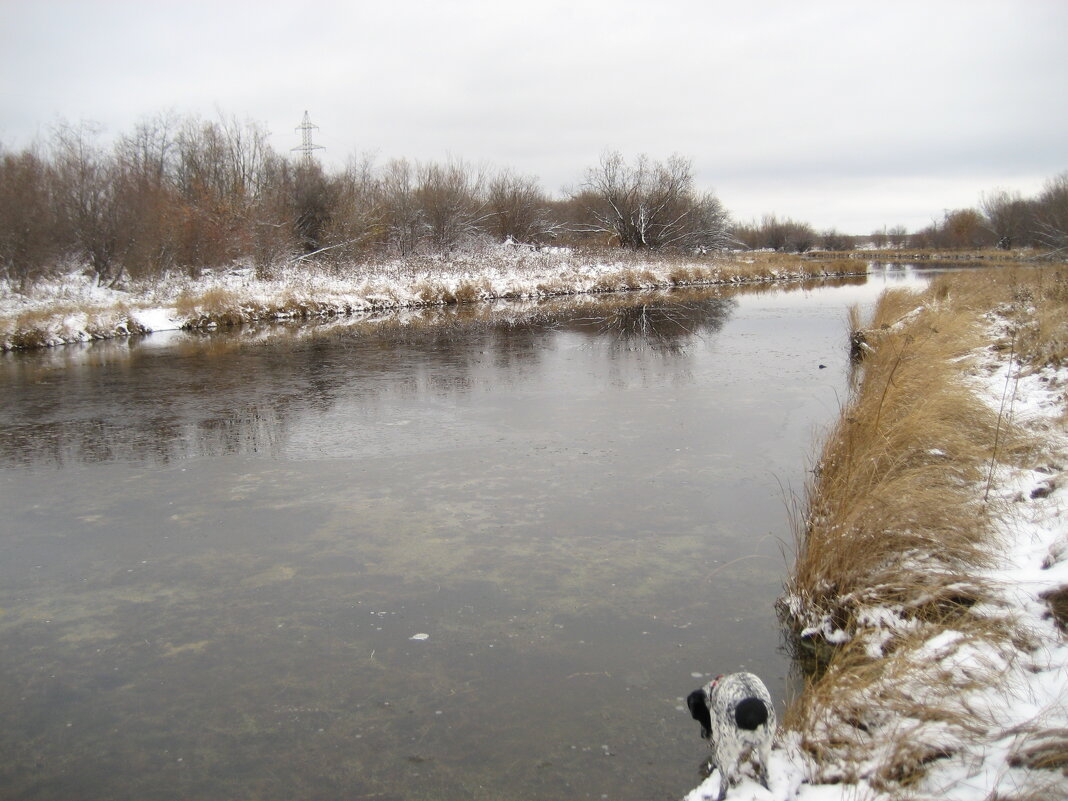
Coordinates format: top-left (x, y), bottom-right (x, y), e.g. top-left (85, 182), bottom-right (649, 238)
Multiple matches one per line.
top-left (0, 246), bottom-right (857, 350)
top-left (684, 344), bottom-right (1068, 800)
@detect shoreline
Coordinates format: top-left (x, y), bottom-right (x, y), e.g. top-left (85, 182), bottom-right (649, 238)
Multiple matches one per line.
top-left (5, 246), bottom-right (1062, 354)
top-left (0, 246), bottom-right (870, 352)
top-left (741, 265), bottom-right (1068, 800)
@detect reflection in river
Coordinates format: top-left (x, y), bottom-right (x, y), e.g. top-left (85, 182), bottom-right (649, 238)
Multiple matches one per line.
top-left (0, 272), bottom-right (920, 801)
top-left (1, 290), bottom-right (739, 468)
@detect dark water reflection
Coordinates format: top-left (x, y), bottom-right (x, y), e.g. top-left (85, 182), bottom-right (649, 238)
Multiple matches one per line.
top-left (0, 273), bottom-right (923, 800)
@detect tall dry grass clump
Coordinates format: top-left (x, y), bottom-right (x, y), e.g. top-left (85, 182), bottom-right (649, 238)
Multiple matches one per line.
top-left (174, 286), bottom-right (247, 323)
top-left (780, 265), bottom-right (1068, 794)
top-left (780, 284), bottom-right (1006, 647)
top-left (927, 266), bottom-right (1068, 370)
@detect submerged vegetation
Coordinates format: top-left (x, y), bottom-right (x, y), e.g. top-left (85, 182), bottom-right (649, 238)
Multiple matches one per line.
top-left (777, 266), bottom-right (1068, 797)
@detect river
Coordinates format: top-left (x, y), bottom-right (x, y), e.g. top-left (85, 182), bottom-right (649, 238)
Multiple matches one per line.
top-left (0, 268), bottom-right (925, 801)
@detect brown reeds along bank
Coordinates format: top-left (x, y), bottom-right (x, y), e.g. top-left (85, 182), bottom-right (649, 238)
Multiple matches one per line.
top-left (777, 266), bottom-right (1068, 795)
top-left (781, 284), bottom-right (1006, 647)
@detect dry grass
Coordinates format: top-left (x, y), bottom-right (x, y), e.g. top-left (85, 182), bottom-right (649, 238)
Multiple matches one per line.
top-left (783, 268), bottom-right (1068, 645)
top-left (1008, 726), bottom-right (1068, 773)
top-left (3, 301), bottom-right (147, 348)
top-left (174, 286), bottom-right (246, 322)
top-left (781, 284), bottom-right (1007, 642)
top-left (848, 247), bottom-right (1057, 267)
top-left (780, 265), bottom-right (1068, 796)
top-left (785, 620), bottom-right (1015, 790)
top-left (925, 266), bottom-right (1068, 368)
top-left (1040, 586), bottom-right (1068, 633)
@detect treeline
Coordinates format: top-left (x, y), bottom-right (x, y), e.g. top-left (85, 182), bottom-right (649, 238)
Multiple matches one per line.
top-left (733, 177), bottom-right (1068, 254)
top-left (910, 182), bottom-right (1067, 251)
top-left (0, 114), bottom-right (732, 289)
top-left (3, 112), bottom-right (1065, 289)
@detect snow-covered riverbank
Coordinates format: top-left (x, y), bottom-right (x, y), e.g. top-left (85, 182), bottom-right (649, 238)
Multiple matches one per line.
top-left (0, 246), bottom-right (861, 351)
top-left (686, 274), bottom-right (1068, 800)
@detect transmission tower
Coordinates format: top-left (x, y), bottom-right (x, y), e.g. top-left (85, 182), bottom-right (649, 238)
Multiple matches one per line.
top-left (292, 110), bottom-right (325, 163)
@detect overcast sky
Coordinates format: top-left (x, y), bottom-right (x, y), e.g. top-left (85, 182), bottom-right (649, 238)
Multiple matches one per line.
top-left (2, 0), bottom-right (1066, 234)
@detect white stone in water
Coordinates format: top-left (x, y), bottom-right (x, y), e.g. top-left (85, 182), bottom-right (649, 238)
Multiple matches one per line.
top-left (410, 633), bottom-right (430, 641)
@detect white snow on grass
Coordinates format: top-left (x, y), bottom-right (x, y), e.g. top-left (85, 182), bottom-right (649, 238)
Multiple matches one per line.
top-left (683, 333), bottom-right (1068, 799)
top-left (0, 246), bottom-right (860, 351)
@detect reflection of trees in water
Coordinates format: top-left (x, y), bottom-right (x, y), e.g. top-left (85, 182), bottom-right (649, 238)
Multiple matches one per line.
top-left (0, 279), bottom-right (864, 468)
top-left (558, 291), bottom-right (736, 354)
top-left (0, 405), bottom-right (284, 467)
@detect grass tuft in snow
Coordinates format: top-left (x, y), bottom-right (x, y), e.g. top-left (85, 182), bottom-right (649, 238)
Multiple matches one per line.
top-left (1008, 725), bottom-right (1068, 773)
top-left (1040, 585), bottom-right (1068, 633)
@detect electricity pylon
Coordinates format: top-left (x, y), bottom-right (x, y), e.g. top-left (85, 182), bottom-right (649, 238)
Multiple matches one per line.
top-left (292, 111), bottom-right (325, 163)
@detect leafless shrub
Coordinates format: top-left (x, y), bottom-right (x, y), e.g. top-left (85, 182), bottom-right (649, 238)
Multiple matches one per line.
top-left (484, 168), bottom-right (559, 246)
top-left (733, 214), bottom-right (817, 253)
top-left (571, 151), bottom-right (730, 251)
top-left (414, 158), bottom-right (490, 253)
top-left (1034, 172), bottom-right (1068, 258)
top-left (0, 145), bottom-right (57, 288)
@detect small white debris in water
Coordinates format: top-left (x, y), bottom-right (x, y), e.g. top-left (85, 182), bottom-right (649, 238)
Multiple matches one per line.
top-left (690, 672), bottom-right (703, 678)
top-left (410, 633), bottom-right (430, 641)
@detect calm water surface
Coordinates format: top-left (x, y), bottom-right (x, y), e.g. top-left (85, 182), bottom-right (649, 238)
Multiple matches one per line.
top-left (0, 269), bottom-right (926, 800)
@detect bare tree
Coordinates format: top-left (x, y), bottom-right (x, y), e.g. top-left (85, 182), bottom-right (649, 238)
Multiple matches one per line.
top-left (378, 158), bottom-right (424, 257)
top-left (980, 189), bottom-right (1033, 249)
top-left (114, 113), bottom-right (183, 276)
top-left (218, 113), bottom-right (271, 201)
top-left (50, 121), bottom-right (128, 284)
top-left (317, 153), bottom-right (383, 264)
top-left (169, 115), bottom-right (276, 270)
top-left (291, 160), bottom-right (336, 253)
top-left (943, 208), bottom-right (993, 249)
top-left (1033, 172), bottom-right (1068, 256)
top-left (819, 228), bottom-right (853, 252)
top-left (886, 225), bottom-right (909, 249)
top-left (415, 158), bottom-right (489, 252)
top-left (573, 151), bottom-right (729, 251)
top-left (0, 145), bottom-right (56, 288)
top-left (741, 214), bottom-right (815, 253)
top-left (116, 112), bottom-right (178, 186)
top-left (484, 168), bottom-right (558, 245)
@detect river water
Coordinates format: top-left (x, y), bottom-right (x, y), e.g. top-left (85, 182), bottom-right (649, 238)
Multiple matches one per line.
top-left (0, 269), bottom-right (925, 801)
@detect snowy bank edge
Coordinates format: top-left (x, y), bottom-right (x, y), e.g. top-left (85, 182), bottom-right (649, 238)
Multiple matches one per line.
top-left (686, 303), bottom-right (1068, 800)
top-left (0, 252), bottom-right (864, 351)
